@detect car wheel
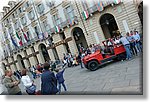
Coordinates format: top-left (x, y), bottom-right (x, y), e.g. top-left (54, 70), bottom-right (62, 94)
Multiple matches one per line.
top-left (117, 53), bottom-right (126, 61)
top-left (88, 60), bottom-right (99, 71)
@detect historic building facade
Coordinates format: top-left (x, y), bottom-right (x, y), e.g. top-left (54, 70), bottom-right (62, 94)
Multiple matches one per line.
top-left (0, 0), bottom-right (143, 72)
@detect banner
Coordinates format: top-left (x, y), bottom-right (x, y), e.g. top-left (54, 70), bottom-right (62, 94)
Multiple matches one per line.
top-left (55, 26), bottom-right (60, 33)
top-left (82, 10), bottom-right (89, 20)
top-left (10, 36), bottom-right (18, 48)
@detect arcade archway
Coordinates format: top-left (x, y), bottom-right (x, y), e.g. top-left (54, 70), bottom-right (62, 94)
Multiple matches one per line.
top-left (17, 54), bottom-right (25, 69)
top-left (100, 13), bottom-right (120, 39)
top-left (38, 43), bottom-right (50, 62)
top-left (72, 27), bottom-right (88, 52)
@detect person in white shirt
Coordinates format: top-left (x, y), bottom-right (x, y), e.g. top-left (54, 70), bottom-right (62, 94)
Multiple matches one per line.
top-left (114, 36), bottom-right (120, 45)
top-left (21, 69), bottom-right (36, 95)
top-left (120, 35), bottom-right (132, 60)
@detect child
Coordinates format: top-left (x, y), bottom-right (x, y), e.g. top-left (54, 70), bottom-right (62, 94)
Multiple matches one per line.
top-left (55, 68), bottom-right (67, 94)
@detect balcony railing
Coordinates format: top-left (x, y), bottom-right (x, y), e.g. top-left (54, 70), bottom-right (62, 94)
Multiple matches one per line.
top-left (50, 16), bottom-right (78, 33)
top-left (87, 5), bottom-right (98, 14)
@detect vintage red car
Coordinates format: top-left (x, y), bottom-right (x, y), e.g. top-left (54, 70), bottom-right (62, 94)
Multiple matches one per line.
top-left (82, 41), bottom-right (126, 71)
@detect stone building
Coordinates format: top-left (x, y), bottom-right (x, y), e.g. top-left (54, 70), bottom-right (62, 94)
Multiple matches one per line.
top-left (0, 0), bottom-right (143, 72)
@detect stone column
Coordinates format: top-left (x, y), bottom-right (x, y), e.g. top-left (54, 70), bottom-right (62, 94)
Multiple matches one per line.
top-left (67, 40), bottom-right (78, 55)
top-left (47, 49), bottom-right (55, 61)
top-left (7, 57), bottom-right (16, 72)
top-left (53, 34), bottom-right (68, 60)
top-left (23, 59), bottom-right (31, 69)
top-left (36, 53), bottom-right (45, 64)
top-left (28, 56), bottom-right (38, 66)
top-left (26, 47), bottom-right (38, 66)
top-left (16, 62), bottom-right (22, 71)
top-left (64, 29), bottom-right (78, 55)
top-left (10, 64), bottom-right (17, 72)
top-left (55, 45), bottom-right (67, 60)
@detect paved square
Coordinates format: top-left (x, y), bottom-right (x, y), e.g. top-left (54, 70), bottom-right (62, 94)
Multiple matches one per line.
top-left (1, 55), bottom-right (142, 95)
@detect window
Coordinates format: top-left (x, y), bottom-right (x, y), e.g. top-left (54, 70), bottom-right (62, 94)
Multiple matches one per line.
top-left (6, 19), bottom-right (9, 23)
top-left (18, 7), bottom-right (22, 13)
top-left (8, 27), bottom-right (13, 34)
top-left (12, 13), bottom-right (15, 18)
top-left (28, 10), bottom-right (35, 20)
top-left (15, 21), bottom-right (20, 30)
top-left (86, 0), bottom-right (95, 8)
top-left (65, 6), bottom-right (74, 19)
top-left (53, 14), bottom-right (61, 26)
top-left (34, 26), bottom-right (40, 36)
top-left (42, 20), bottom-right (51, 34)
top-left (45, 0), bottom-right (55, 8)
top-left (26, 1), bottom-right (30, 7)
top-left (37, 4), bottom-right (45, 14)
top-left (26, 31), bottom-right (31, 40)
top-left (21, 16), bottom-right (27, 25)
top-left (81, 0), bottom-right (88, 10)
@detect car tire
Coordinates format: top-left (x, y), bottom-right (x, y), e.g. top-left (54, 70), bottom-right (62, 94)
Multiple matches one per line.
top-left (116, 53), bottom-right (126, 61)
top-left (88, 60), bottom-right (99, 71)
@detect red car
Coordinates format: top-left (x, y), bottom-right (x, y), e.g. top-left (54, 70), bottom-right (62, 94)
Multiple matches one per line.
top-left (82, 42), bottom-right (126, 71)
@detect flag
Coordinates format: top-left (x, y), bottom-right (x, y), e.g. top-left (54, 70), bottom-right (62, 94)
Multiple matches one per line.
top-left (68, 18), bottom-right (74, 26)
top-left (55, 26), bottom-right (60, 33)
top-left (23, 33), bottom-right (28, 42)
top-left (19, 36), bottom-right (23, 46)
top-left (114, 0), bottom-right (122, 4)
top-left (19, 40), bottom-right (23, 46)
top-left (97, 1), bottom-right (104, 12)
top-left (82, 10), bottom-right (89, 20)
top-left (44, 32), bottom-right (49, 38)
top-left (16, 32), bottom-right (20, 39)
top-left (38, 33), bottom-right (44, 40)
top-left (10, 36), bottom-right (18, 48)
top-left (21, 29), bottom-right (28, 42)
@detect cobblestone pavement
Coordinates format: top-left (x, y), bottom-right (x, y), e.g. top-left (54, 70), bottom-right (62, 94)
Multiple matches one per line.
top-left (1, 54), bottom-right (142, 95)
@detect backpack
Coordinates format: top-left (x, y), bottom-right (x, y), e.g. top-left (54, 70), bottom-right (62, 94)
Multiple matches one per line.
top-left (26, 84), bottom-right (36, 94)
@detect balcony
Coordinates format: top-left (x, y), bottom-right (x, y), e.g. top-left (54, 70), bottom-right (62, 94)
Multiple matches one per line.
top-left (87, 5), bottom-right (98, 14)
top-left (26, 6), bottom-right (33, 12)
top-left (19, 12), bottom-right (25, 18)
top-left (50, 16), bottom-right (78, 34)
top-left (12, 36), bottom-right (39, 54)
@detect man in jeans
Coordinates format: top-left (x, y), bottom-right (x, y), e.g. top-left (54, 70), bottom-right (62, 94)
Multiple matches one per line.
top-left (120, 35), bottom-right (132, 60)
top-left (126, 32), bottom-right (137, 56)
top-left (133, 31), bottom-right (142, 52)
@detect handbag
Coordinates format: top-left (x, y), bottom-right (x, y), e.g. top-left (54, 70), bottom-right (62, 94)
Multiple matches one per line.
top-left (26, 84), bottom-right (36, 94)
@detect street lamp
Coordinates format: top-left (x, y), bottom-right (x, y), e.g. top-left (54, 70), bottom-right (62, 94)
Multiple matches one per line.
top-left (106, 19), bottom-right (109, 25)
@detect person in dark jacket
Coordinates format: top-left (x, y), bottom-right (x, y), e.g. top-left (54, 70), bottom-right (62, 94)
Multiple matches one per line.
top-left (55, 68), bottom-right (67, 94)
top-left (41, 62), bottom-right (58, 95)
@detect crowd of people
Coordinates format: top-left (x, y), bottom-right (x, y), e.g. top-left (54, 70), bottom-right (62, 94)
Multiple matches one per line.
top-left (2, 62), bottom-right (67, 95)
top-left (2, 29), bottom-right (142, 95)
